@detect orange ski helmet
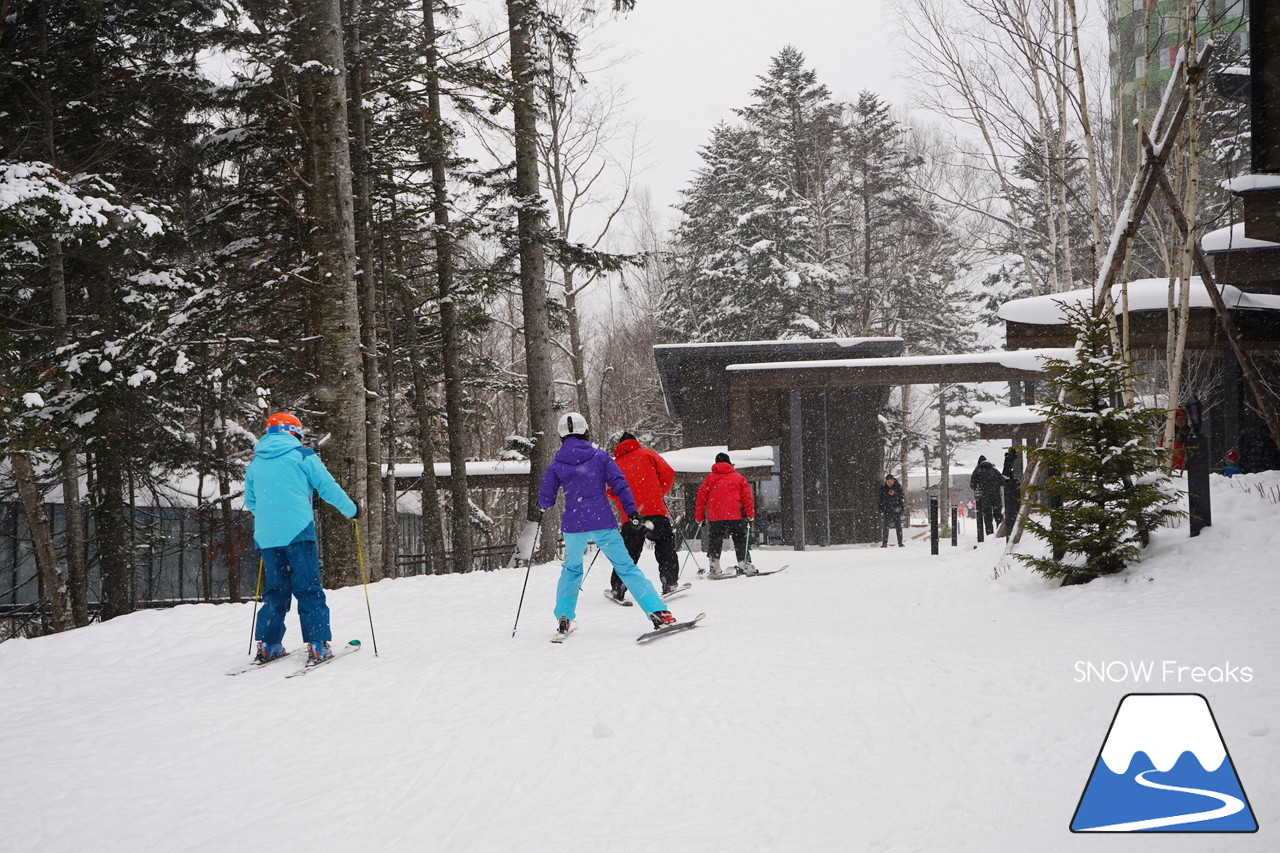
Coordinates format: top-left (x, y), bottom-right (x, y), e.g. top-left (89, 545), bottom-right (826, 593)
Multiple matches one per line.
top-left (265, 412), bottom-right (304, 440)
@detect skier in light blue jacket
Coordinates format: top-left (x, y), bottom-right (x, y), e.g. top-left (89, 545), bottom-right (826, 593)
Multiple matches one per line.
top-left (244, 412), bottom-right (357, 664)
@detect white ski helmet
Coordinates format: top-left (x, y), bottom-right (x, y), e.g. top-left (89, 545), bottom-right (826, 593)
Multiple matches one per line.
top-left (557, 411), bottom-right (589, 438)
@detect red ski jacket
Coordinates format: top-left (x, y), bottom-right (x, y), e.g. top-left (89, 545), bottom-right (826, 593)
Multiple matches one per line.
top-left (695, 462), bottom-right (754, 523)
top-left (608, 438), bottom-right (675, 518)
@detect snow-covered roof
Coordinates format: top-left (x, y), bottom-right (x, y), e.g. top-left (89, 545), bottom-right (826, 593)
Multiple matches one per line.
top-left (661, 445), bottom-right (774, 473)
top-left (654, 337), bottom-right (900, 351)
top-left (998, 279), bottom-right (1280, 325)
top-left (389, 459), bottom-right (531, 479)
top-left (1201, 222), bottom-right (1280, 252)
top-left (1221, 173), bottom-right (1280, 194)
top-left (0, 458), bottom-right (246, 510)
top-left (972, 405), bottom-right (1047, 426)
top-left (724, 349), bottom-right (1072, 373)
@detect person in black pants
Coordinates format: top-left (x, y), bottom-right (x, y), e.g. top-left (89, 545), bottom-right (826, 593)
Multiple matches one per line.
top-left (606, 432), bottom-right (682, 597)
top-left (969, 455), bottom-right (1006, 536)
top-left (879, 474), bottom-right (905, 547)
top-left (694, 453), bottom-right (756, 577)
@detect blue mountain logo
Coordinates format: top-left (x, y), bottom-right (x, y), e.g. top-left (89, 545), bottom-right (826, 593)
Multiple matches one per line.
top-left (1071, 693), bottom-right (1257, 832)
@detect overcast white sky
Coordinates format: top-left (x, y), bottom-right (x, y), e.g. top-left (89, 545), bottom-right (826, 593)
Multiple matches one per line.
top-left (592, 0), bottom-right (910, 224)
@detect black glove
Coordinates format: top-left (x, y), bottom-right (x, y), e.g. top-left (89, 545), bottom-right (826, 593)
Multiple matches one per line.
top-left (628, 511), bottom-right (645, 528)
top-left (352, 504), bottom-right (361, 521)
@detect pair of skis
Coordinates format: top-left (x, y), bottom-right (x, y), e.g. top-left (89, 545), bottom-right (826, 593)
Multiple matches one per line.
top-left (602, 582), bottom-right (691, 607)
top-left (226, 639), bottom-right (362, 677)
top-left (704, 565), bottom-right (788, 581)
top-left (553, 612), bottom-right (706, 644)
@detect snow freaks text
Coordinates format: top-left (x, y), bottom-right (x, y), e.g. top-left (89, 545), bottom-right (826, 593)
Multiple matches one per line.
top-left (1074, 661), bottom-right (1254, 684)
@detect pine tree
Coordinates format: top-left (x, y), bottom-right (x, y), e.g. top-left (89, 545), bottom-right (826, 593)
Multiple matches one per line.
top-left (1, 0), bottom-right (229, 619)
top-left (1017, 303), bottom-right (1180, 585)
top-left (660, 122), bottom-right (823, 341)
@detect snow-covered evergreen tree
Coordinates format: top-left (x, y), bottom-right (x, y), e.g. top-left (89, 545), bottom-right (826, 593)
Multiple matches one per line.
top-left (660, 122), bottom-right (823, 341)
top-left (1018, 303), bottom-right (1180, 585)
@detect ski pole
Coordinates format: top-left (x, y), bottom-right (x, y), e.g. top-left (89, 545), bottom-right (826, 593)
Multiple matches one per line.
top-left (354, 519), bottom-right (379, 656)
top-left (678, 523), bottom-right (703, 579)
top-left (511, 520), bottom-right (543, 637)
top-left (512, 562), bottom-right (532, 637)
top-left (577, 546), bottom-right (603, 591)
top-left (248, 557), bottom-right (264, 655)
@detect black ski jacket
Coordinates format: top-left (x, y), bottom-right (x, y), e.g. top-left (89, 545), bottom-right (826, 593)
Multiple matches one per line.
top-left (878, 483), bottom-right (904, 514)
top-left (969, 460), bottom-right (1005, 502)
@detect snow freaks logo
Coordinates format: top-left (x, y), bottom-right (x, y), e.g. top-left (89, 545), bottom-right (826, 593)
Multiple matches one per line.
top-left (1070, 693), bottom-right (1258, 833)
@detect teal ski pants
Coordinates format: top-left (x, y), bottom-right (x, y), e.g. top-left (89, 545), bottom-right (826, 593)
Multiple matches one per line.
top-left (557, 527), bottom-right (664, 619)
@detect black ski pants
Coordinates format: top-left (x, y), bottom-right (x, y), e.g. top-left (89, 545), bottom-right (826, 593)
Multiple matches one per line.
top-left (706, 518), bottom-right (748, 564)
top-left (611, 514), bottom-right (680, 594)
top-left (881, 511), bottom-right (903, 546)
top-left (976, 495), bottom-right (1002, 535)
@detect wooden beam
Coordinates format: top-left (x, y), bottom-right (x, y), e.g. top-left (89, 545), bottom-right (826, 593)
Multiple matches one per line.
top-left (978, 423), bottom-right (1045, 441)
top-left (727, 361), bottom-right (1047, 390)
top-left (727, 369), bottom-right (755, 450)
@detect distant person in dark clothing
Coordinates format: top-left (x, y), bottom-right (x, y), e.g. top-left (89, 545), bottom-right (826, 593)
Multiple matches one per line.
top-left (879, 474), bottom-right (905, 547)
top-left (1240, 425), bottom-right (1280, 474)
top-left (1001, 449), bottom-right (1022, 527)
top-left (969, 455), bottom-right (1006, 536)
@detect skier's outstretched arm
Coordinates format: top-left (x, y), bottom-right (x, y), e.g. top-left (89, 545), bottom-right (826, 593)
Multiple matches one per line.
top-left (302, 452), bottom-right (357, 518)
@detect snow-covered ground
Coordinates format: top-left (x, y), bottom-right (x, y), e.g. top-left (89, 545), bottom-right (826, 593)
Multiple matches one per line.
top-left (2, 474), bottom-right (1277, 852)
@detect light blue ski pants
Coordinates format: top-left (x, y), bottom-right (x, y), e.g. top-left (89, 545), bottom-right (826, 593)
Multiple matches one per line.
top-left (557, 527), bottom-right (665, 619)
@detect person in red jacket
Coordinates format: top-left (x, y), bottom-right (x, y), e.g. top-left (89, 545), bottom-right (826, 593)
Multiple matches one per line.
top-left (606, 432), bottom-right (682, 597)
top-left (694, 452), bottom-right (756, 577)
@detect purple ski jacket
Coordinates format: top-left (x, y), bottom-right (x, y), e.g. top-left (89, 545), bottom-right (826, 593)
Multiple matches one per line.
top-left (538, 435), bottom-right (639, 533)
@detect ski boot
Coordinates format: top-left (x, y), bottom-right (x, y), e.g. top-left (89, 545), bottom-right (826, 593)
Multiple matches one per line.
top-left (661, 580), bottom-right (678, 596)
top-left (707, 557), bottom-right (731, 580)
top-left (649, 610), bottom-right (677, 629)
top-left (556, 618), bottom-right (574, 637)
top-left (610, 588), bottom-right (627, 604)
top-left (306, 641), bottom-right (333, 665)
top-left (253, 641), bottom-right (286, 664)
top-left (737, 560), bottom-right (758, 576)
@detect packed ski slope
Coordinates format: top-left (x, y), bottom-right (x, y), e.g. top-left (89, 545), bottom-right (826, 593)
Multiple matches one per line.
top-left (2, 474), bottom-right (1277, 852)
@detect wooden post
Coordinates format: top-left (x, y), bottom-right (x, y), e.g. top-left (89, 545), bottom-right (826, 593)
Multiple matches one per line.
top-left (790, 390), bottom-right (806, 551)
top-left (1186, 397), bottom-right (1213, 536)
top-left (815, 390), bottom-right (830, 548)
top-left (929, 497), bottom-right (939, 556)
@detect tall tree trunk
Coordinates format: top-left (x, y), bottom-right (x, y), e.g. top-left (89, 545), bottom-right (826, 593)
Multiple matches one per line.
top-left (1065, 0), bottom-right (1102, 282)
top-left (49, 239), bottom-right (89, 627)
top-left (345, 0), bottom-right (385, 581)
top-left (937, 386), bottom-right (950, 511)
top-left (10, 455), bottom-right (74, 633)
top-left (899, 383), bottom-right (912, 512)
top-left (507, 0), bottom-right (559, 560)
top-left (214, 399), bottom-right (241, 602)
top-left (1163, 4), bottom-right (1201, 459)
top-left (93, 447), bottom-right (132, 620)
top-left (425, 0), bottom-right (475, 574)
top-left (399, 288), bottom-right (448, 575)
top-left (563, 267), bottom-right (593, 423)
top-left (39, 0), bottom-right (89, 627)
top-left (302, 0), bottom-right (367, 587)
